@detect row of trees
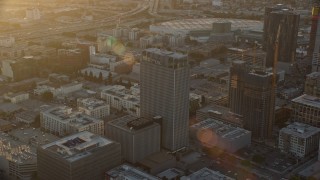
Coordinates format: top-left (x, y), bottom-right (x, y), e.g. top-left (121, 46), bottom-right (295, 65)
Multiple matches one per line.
top-left (80, 71), bottom-right (113, 85)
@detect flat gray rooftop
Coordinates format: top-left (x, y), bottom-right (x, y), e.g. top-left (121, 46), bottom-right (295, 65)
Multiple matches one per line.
top-left (292, 94), bottom-right (320, 108)
top-left (41, 131), bottom-right (113, 162)
top-left (280, 122), bottom-right (320, 138)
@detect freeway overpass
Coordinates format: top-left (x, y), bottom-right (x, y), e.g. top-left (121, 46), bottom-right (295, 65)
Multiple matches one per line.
top-left (0, 1), bottom-right (150, 41)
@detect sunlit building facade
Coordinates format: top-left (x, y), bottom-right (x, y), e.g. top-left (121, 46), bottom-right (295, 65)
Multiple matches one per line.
top-left (140, 48), bottom-right (189, 151)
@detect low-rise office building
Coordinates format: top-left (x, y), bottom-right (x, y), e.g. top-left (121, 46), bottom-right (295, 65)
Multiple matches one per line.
top-left (291, 94), bottom-right (320, 128)
top-left (0, 134), bottom-right (37, 180)
top-left (305, 72), bottom-right (320, 98)
top-left (190, 118), bottom-right (251, 153)
top-left (278, 122), bottom-right (320, 158)
top-left (40, 106), bottom-right (104, 136)
top-left (38, 131), bottom-right (121, 180)
top-left (77, 98), bottom-right (110, 119)
top-left (106, 115), bottom-right (160, 163)
top-left (101, 85), bottom-right (140, 117)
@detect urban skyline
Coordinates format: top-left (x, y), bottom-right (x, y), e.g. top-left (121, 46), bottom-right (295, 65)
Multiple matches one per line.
top-left (0, 0), bottom-right (318, 180)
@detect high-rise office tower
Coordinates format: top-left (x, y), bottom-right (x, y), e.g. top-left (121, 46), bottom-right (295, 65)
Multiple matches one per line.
top-left (264, 4), bottom-right (300, 68)
top-left (229, 60), bottom-right (275, 141)
top-left (140, 48), bottom-right (189, 151)
top-left (310, 6), bottom-right (320, 72)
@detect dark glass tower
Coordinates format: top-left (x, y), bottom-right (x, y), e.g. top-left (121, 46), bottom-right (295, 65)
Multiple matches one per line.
top-left (310, 6), bottom-right (320, 72)
top-left (264, 5), bottom-right (300, 68)
top-left (229, 61), bottom-right (275, 141)
top-left (140, 48), bottom-right (189, 151)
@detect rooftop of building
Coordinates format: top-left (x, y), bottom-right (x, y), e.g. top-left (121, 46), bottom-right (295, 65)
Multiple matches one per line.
top-left (292, 94), bottom-right (320, 108)
top-left (91, 53), bottom-right (116, 58)
top-left (0, 133), bottom-right (37, 164)
top-left (190, 118), bottom-right (250, 141)
top-left (106, 164), bottom-right (160, 180)
top-left (144, 48), bottom-right (187, 59)
top-left (197, 104), bottom-right (243, 127)
top-left (9, 127), bottom-right (59, 147)
top-left (138, 151), bottom-right (176, 172)
top-left (41, 131), bottom-right (113, 162)
top-left (191, 64), bottom-right (229, 78)
top-left (249, 70), bottom-right (273, 77)
top-left (157, 168), bottom-right (185, 179)
top-left (0, 102), bottom-right (22, 113)
top-left (42, 106), bottom-right (102, 125)
top-left (108, 115), bottom-right (158, 132)
top-left (306, 72), bottom-right (320, 79)
top-left (269, 5), bottom-right (299, 15)
top-left (77, 98), bottom-right (107, 110)
top-left (280, 122), bottom-right (320, 138)
top-left (101, 85), bottom-right (140, 103)
top-left (181, 167), bottom-right (234, 180)
top-left (4, 92), bottom-right (29, 98)
top-left (298, 161), bottom-right (320, 179)
top-left (150, 18), bottom-right (262, 33)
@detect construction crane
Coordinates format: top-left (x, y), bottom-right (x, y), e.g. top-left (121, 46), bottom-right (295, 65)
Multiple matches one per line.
top-left (268, 24), bottom-right (281, 139)
top-left (273, 24), bottom-right (281, 89)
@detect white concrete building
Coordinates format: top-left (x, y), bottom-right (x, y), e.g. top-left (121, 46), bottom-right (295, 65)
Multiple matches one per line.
top-left (279, 122), bottom-right (320, 158)
top-left (34, 82), bottom-right (83, 97)
top-left (4, 92), bottom-right (29, 104)
top-left (101, 85), bottom-right (140, 117)
top-left (40, 106), bottom-right (104, 136)
top-left (77, 98), bottom-right (110, 119)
